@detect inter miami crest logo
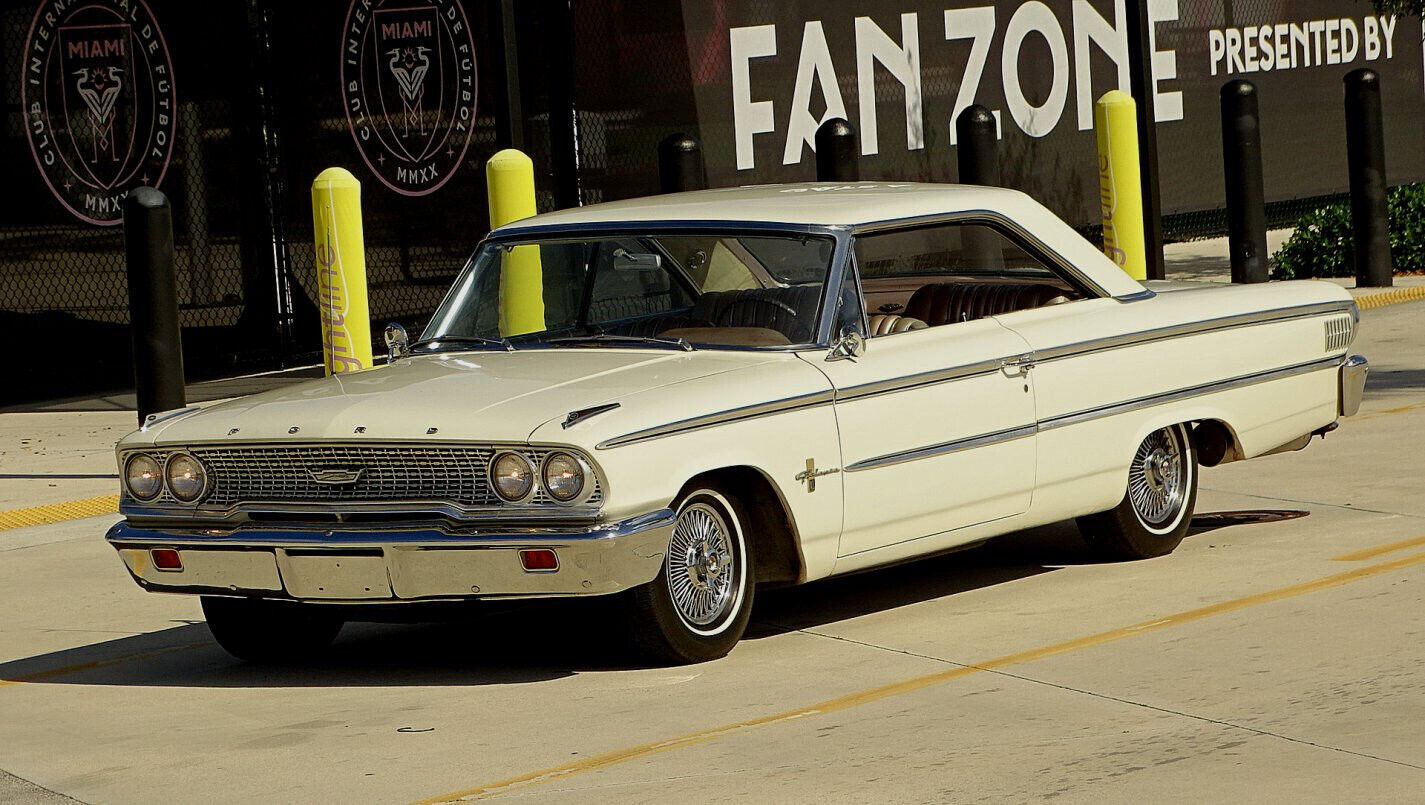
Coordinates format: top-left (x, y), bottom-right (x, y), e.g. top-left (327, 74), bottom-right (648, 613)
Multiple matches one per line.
top-left (342, 0), bottom-right (477, 196)
top-left (21, 0), bottom-right (176, 226)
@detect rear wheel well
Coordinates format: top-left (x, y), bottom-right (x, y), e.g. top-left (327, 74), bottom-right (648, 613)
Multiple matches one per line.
top-left (1192, 419), bottom-right (1244, 467)
top-left (675, 467), bottom-right (803, 586)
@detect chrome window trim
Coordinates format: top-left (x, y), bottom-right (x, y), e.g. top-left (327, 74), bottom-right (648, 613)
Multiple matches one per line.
top-left (846, 424), bottom-right (1037, 472)
top-left (461, 223), bottom-right (852, 352)
top-left (596, 389), bottom-right (835, 450)
top-left (849, 210), bottom-right (1114, 301)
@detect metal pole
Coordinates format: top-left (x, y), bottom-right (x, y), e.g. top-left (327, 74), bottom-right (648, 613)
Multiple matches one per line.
top-left (954, 105), bottom-right (999, 186)
top-left (1125, 0), bottom-right (1165, 280)
top-left (955, 105), bottom-right (1002, 269)
top-left (815, 118), bottom-right (859, 182)
top-left (1344, 68), bottom-right (1393, 288)
top-left (491, 0), bottom-right (524, 150)
top-left (123, 187), bottom-right (186, 424)
top-left (546, 0), bottom-right (582, 209)
top-left (1220, 80), bottom-right (1269, 284)
top-left (658, 134), bottom-right (705, 193)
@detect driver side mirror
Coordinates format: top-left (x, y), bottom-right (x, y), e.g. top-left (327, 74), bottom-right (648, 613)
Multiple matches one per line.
top-left (384, 322), bottom-right (410, 363)
top-left (825, 329), bottom-right (866, 362)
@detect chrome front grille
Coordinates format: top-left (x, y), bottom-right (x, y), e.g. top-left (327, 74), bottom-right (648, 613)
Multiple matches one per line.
top-left (131, 444), bottom-right (601, 511)
top-left (1324, 315), bottom-right (1354, 352)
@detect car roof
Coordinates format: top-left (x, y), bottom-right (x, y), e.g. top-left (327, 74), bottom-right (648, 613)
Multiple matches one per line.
top-left (493, 182), bottom-right (1037, 233)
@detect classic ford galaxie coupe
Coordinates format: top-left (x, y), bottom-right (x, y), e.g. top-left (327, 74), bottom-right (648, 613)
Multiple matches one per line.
top-left (108, 183), bottom-right (1367, 664)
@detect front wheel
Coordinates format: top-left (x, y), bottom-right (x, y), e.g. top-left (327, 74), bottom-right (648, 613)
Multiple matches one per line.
top-left (201, 596), bottom-right (343, 663)
top-left (1078, 423), bottom-right (1198, 560)
top-left (625, 487), bottom-right (755, 664)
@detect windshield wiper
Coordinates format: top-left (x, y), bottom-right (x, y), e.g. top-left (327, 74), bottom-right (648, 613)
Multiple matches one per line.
top-left (545, 334), bottom-right (694, 352)
top-left (411, 335), bottom-right (516, 352)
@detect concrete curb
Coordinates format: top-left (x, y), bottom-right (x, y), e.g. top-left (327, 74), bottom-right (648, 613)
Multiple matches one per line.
top-left (1355, 286), bottom-right (1425, 309)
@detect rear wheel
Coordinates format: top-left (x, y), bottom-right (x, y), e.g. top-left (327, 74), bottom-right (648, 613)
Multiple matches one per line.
top-left (626, 487), bottom-right (755, 664)
top-left (1078, 423), bottom-right (1198, 560)
top-left (201, 596), bottom-right (343, 663)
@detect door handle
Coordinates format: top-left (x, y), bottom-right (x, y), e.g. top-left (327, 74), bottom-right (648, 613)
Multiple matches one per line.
top-left (1000, 353), bottom-right (1037, 374)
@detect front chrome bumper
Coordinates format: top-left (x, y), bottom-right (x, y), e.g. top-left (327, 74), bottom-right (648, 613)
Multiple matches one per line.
top-left (105, 510), bottom-right (673, 603)
top-left (1339, 354), bottom-right (1369, 417)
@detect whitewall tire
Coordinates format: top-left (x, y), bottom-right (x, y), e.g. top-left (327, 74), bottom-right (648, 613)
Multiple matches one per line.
top-left (626, 487), bottom-right (755, 664)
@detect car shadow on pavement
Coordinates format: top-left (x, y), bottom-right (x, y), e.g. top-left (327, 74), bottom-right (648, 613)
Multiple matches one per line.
top-left (1365, 367), bottom-right (1425, 396)
top-left (746, 520), bottom-right (1090, 637)
top-left (0, 601), bottom-right (643, 688)
top-left (0, 514), bottom-right (1297, 686)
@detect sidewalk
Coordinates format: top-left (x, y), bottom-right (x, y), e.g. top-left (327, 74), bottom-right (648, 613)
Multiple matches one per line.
top-left (1164, 230), bottom-right (1425, 303)
top-left (0, 366), bottom-right (322, 509)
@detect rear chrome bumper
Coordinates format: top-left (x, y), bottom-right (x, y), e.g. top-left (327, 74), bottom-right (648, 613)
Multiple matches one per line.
top-left (1339, 354), bottom-right (1369, 417)
top-left (105, 510), bottom-right (673, 603)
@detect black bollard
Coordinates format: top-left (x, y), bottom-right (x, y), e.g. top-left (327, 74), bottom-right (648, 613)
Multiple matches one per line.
top-left (955, 105), bottom-right (1000, 186)
top-left (954, 106), bottom-right (1002, 269)
top-left (123, 187), bottom-right (186, 425)
top-left (1220, 80), bottom-right (1269, 284)
top-left (658, 133), bottom-right (705, 194)
top-left (1344, 69), bottom-right (1393, 287)
top-left (815, 118), bottom-right (859, 182)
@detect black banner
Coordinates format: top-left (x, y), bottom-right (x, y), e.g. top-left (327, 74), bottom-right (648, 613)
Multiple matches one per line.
top-left (679, 0), bottom-right (1425, 225)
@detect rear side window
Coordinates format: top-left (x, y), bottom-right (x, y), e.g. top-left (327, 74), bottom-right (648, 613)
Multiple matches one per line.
top-left (854, 223), bottom-right (1059, 280)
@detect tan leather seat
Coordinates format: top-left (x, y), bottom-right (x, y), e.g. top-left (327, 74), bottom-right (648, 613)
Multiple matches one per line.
top-left (905, 282), bottom-right (1072, 326)
top-left (866, 314), bottom-right (928, 336)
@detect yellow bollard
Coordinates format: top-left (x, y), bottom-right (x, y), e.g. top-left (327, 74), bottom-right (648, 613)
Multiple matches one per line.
top-left (486, 149), bottom-right (545, 336)
top-left (311, 167), bottom-right (373, 374)
top-left (1094, 90), bottom-right (1147, 281)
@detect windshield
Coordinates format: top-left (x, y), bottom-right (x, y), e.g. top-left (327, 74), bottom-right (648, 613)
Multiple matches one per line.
top-left (421, 233), bottom-right (837, 350)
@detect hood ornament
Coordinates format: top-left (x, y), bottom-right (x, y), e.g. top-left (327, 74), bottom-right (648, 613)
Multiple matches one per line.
top-left (563, 402), bottom-right (620, 429)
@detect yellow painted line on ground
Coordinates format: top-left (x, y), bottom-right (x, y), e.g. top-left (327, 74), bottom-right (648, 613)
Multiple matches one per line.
top-left (414, 549), bottom-right (1425, 804)
top-left (0, 641), bottom-right (209, 690)
top-left (1334, 535), bottom-right (1425, 562)
top-left (0, 495), bottom-right (119, 532)
top-left (1356, 286), bottom-right (1425, 310)
top-left (1354, 401), bottom-right (1425, 422)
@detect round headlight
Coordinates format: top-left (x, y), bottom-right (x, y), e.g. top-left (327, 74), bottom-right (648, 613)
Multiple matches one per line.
top-left (165, 453), bottom-right (208, 502)
top-left (541, 452), bottom-right (589, 504)
top-left (123, 453), bottom-right (163, 501)
top-left (489, 452), bottom-right (536, 503)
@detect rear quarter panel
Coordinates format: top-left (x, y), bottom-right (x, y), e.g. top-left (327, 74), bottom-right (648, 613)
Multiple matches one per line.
top-left (1000, 280), bottom-right (1354, 521)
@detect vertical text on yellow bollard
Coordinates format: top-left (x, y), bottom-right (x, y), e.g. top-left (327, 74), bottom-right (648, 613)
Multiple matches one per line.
top-left (312, 167), bottom-right (373, 374)
top-left (486, 149), bottom-right (545, 336)
top-left (1094, 90), bottom-right (1147, 281)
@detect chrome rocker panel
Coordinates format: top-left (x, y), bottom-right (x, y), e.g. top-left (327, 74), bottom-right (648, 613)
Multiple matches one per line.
top-left (105, 509), bottom-right (674, 603)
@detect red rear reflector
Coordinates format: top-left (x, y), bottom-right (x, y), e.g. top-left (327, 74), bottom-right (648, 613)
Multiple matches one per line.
top-left (151, 548), bottom-right (183, 571)
top-left (519, 549), bottom-right (558, 571)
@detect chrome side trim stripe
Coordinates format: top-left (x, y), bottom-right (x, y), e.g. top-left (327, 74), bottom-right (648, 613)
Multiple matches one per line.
top-left (846, 355), bottom-right (1344, 472)
top-left (1038, 354), bottom-right (1346, 432)
top-left (1034, 301), bottom-right (1354, 363)
top-left (596, 390), bottom-right (835, 449)
top-left (845, 425), bottom-right (1037, 472)
top-left (835, 358), bottom-right (1006, 402)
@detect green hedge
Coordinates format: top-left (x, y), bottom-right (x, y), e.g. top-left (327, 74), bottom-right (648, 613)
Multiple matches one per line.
top-left (1273, 183), bottom-right (1425, 279)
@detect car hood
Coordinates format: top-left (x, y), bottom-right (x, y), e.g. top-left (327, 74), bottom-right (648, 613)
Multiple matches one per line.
top-left (137, 349), bottom-right (781, 446)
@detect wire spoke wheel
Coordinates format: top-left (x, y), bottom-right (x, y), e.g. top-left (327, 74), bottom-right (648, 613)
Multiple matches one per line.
top-left (1127, 427), bottom-right (1188, 528)
top-left (666, 501), bottom-right (736, 627)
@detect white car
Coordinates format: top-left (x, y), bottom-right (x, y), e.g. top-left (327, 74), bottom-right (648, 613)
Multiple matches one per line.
top-left (108, 183), bottom-right (1367, 664)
